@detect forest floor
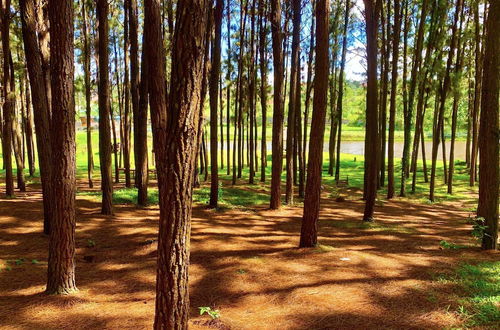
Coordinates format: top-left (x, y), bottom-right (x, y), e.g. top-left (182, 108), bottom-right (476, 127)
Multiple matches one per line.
top-left (0, 176), bottom-right (498, 330)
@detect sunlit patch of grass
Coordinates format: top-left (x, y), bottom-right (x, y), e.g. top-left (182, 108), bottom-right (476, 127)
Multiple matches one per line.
top-left (437, 262), bottom-right (500, 327)
top-left (193, 185), bottom-right (269, 209)
top-left (322, 219), bottom-right (417, 234)
top-left (314, 244), bottom-right (336, 253)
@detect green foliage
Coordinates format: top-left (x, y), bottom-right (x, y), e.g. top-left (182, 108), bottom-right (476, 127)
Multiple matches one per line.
top-left (439, 240), bottom-right (467, 250)
top-left (446, 262), bottom-right (500, 327)
top-left (467, 216), bottom-right (488, 242)
top-left (236, 269), bottom-right (247, 274)
top-left (87, 239), bottom-right (96, 248)
top-left (14, 258), bottom-right (25, 266)
top-left (198, 307), bottom-right (221, 320)
top-left (31, 259), bottom-right (39, 264)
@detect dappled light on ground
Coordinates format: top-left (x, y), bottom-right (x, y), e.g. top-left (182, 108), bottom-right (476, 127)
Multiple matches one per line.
top-left (0, 181), bottom-right (498, 329)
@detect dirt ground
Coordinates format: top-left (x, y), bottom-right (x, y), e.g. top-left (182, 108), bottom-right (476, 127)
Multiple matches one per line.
top-left (0, 181), bottom-right (498, 330)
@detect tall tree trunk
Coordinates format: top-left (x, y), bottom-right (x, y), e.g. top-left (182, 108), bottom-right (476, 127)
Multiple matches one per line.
top-left (248, 0), bottom-right (256, 185)
top-left (378, 0), bottom-right (389, 188)
top-left (150, 0), bottom-right (209, 327)
top-left (269, 0), bottom-right (285, 209)
top-left (448, 7), bottom-right (465, 194)
top-left (402, 0), bottom-right (429, 197)
top-left (226, 1), bottom-right (232, 176)
top-left (137, 29), bottom-right (150, 206)
top-left (469, 1), bottom-right (483, 187)
top-left (258, 0), bottom-right (268, 182)
top-left (19, 0), bottom-right (53, 234)
top-left (334, 0), bottom-right (350, 183)
top-left (23, 68), bottom-right (35, 177)
top-left (1, 0), bottom-right (14, 197)
top-left (303, 10), bottom-right (315, 182)
top-left (285, 0), bottom-right (301, 204)
top-left (478, 0), bottom-right (499, 250)
top-left (220, 78), bottom-right (224, 170)
top-left (46, 0), bottom-right (77, 294)
top-left (122, 0), bottom-right (131, 187)
top-left (429, 0), bottom-right (462, 202)
top-left (112, 32), bottom-right (121, 183)
top-left (300, 0), bottom-right (329, 247)
top-left (387, 0), bottom-right (401, 199)
top-left (362, 0), bottom-right (380, 222)
top-left (209, 0), bottom-right (223, 208)
top-left (10, 56), bottom-right (26, 192)
top-left (82, 0), bottom-right (94, 188)
top-left (97, 0), bottom-right (113, 215)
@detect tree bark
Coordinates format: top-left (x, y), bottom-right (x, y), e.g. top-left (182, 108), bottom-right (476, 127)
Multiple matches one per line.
top-left (258, 0), bottom-right (268, 182)
top-left (46, 0), bottom-right (77, 294)
top-left (82, 0), bottom-right (94, 188)
top-left (285, 0), bottom-right (301, 204)
top-left (1, 0), bottom-right (15, 197)
top-left (334, 0), bottom-right (351, 183)
top-left (478, 0), bottom-right (499, 250)
top-left (269, 0), bottom-right (285, 209)
top-left (150, 0), bottom-right (209, 327)
top-left (299, 0), bottom-right (329, 247)
top-left (19, 0), bottom-right (53, 234)
top-left (387, 0), bottom-right (401, 199)
top-left (429, 0), bottom-right (462, 202)
top-left (209, 0), bottom-right (223, 207)
top-left (97, 0), bottom-right (113, 215)
top-left (362, 0), bottom-right (380, 222)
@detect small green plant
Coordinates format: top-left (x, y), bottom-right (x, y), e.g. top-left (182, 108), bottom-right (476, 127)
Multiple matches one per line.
top-left (467, 216), bottom-right (488, 242)
top-left (14, 258), bottom-right (25, 265)
top-left (5, 265), bottom-right (12, 271)
top-left (439, 240), bottom-right (467, 250)
top-left (198, 307), bottom-right (220, 319)
top-left (236, 269), bottom-right (247, 274)
top-left (87, 239), bottom-right (96, 248)
top-left (31, 259), bottom-right (39, 264)
top-left (218, 182), bottom-right (223, 200)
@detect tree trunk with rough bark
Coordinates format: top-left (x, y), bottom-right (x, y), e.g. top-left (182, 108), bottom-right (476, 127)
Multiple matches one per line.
top-left (209, 0), bottom-right (222, 208)
top-left (300, 0), bottom-right (329, 247)
top-left (362, 0), bottom-right (380, 222)
top-left (97, 0), bottom-right (113, 215)
top-left (150, 0), bottom-right (209, 327)
top-left (270, 0), bottom-right (284, 209)
top-left (19, 0), bottom-right (53, 234)
top-left (478, 0), bottom-right (499, 250)
top-left (46, 0), bottom-right (77, 295)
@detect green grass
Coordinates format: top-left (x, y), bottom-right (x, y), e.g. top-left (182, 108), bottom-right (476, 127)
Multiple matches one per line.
top-left (438, 262), bottom-right (500, 327)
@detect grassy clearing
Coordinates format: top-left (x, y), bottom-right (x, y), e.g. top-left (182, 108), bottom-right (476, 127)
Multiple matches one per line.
top-left (436, 262), bottom-right (500, 328)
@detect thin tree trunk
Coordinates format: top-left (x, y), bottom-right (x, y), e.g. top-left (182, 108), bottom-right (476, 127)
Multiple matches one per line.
top-left (269, 0), bottom-right (285, 209)
top-left (1, 0), bottom-right (15, 197)
top-left (335, 0), bottom-right (351, 183)
top-left (20, 0), bottom-right (53, 234)
top-left (248, 0), bottom-right (256, 185)
top-left (285, 0), bottom-right (301, 204)
top-left (259, 0), bottom-right (268, 182)
top-left (378, 0), bottom-right (389, 188)
top-left (209, 0), bottom-right (223, 207)
top-left (469, 1), bottom-right (483, 187)
top-left (429, 0), bottom-right (461, 201)
top-left (82, 0), bottom-right (94, 188)
top-left (226, 1), bottom-right (232, 176)
top-left (362, 0), bottom-right (380, 222)
top-left (97, 0), bottom-right (113, 215)
top-left (387, 0), bottom-right (401, 199)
